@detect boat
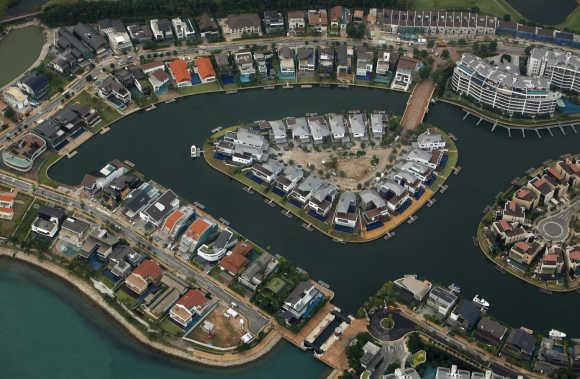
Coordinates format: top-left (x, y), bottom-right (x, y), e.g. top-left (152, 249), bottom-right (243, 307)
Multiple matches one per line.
top-left (164, 98), bottom-right (176, 104)
top-left (473, 295), bottom-right (490, 310)
top-left (549, 329), bottom-right (566, 339)
top-left (448, 283), bottom-right (461, 294)
top-left (190, 145), bottom-right (201, 158)
top-left (145, 104), bottom-right (157, 112)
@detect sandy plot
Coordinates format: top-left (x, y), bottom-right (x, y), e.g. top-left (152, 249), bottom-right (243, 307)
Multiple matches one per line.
top-left (186, 303), bottom-right (247, 348)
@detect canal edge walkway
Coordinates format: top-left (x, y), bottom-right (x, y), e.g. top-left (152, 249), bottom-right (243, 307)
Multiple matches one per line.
top-left (0, 247), bottom-right (285, 368)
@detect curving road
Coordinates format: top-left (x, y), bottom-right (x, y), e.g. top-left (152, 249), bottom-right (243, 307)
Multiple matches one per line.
top-left (535, 198), bottom-right (580, 242)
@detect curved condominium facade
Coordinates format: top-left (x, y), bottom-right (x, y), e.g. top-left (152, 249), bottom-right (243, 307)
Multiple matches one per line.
top-left (451, 54), bottom-right (561, 116)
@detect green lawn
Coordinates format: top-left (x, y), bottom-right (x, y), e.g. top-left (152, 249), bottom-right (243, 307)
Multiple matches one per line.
top-left (11, 199), bottom-right (37, 243)
top-left (0, 190), bottom-right (33, 238)
top-left (176, 82), bottom-right (221, 96)
top-left (409, 0), bottom-right (524, 20)
top-left (411, 350), bottom-right (427, 367)
top-left (559, 6), bottom-right (580, 33)
top-left (69, 91), bottom-right (121, 132)
top-left (116, 288), bottom-right (140, 309)
top-left (36, 152), bottom-right (61, 188)
top-left (160, 317), bottom-right (185, 337)
top-left (430, 130), bottom-right (458, 192)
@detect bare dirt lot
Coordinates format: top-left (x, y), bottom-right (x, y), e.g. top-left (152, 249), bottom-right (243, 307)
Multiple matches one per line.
top-left (186, 303), bottom-right (246, 348)
top-left (279, 143), bottom-right (406, 191)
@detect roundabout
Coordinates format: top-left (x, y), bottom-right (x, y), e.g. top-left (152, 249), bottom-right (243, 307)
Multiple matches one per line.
top-left (369, 308), bottom-right (417, 342)
top-left (535, 198), bottom-right (580, 243)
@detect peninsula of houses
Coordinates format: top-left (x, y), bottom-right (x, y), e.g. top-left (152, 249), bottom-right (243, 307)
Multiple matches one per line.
top-left (478, 155), bottom-right (580, 291)
top-left (205, 112), bottom-right (457, 242)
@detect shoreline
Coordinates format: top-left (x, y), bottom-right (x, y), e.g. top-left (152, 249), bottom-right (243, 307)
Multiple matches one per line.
top-left (0, 247), bottom-right (284, 368)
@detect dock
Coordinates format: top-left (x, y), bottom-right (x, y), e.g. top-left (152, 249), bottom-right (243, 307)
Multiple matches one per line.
top-left (66, 151), bottom-right (78, 159)
top-left (99, 127), bottom-right (111, 135)
top-left (144, 104), bottom-right (157, 112)
top-left (383, 231), bottom-right (395, 240)
top-left (263, 85), bottom-right (275, 90)
top-left (337, 84), bottom-right (350, 88)
top-left (453, 166), bottom-right (462, 175)
top-left (302, 223), bottom-right (313, 231)
top-left (193, 201), bottom-right (206, 210)
top-left (301, 84), bottom-right (313, 88)
top-left (439, 184), bottom-right (448, 193)
top-left (427, 198), bottom-right (437, 208)
top-left (210, 126), bottom-right (223, 133)
top-left (264, 198), bottom-right (276, 207)
top-left (407, 215), bottom-right (418, 224)
top-left (281, 209), bottom-right (293, 218)
top-left (226, 90), bottom-right (238, 94)
top-left (218, 217), bottom-right (230, 226)
top-left (124, 160), bottom-right (135, 168)
top-left (242, 186), bottom-right (255, 194)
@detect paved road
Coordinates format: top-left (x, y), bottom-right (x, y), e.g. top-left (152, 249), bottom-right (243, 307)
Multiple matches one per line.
top-left (401, 79), bottom-right (435, 130)
top-left (0, 172), bottom-right (270, 334)
top-left (535, 198), bottom-right (580, 242)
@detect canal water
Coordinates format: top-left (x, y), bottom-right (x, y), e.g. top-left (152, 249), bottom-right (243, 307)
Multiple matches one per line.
top-left (0, 258), bottom-right (330, 379)
top-left (50, 87), bottom-right (580, 336)
top-left (507, 0), bottom-right (577, 25)
top-left (0, 25), bottom-right (44, 87)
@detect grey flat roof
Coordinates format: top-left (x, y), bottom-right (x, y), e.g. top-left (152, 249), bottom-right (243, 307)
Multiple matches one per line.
top-left (62, 217), bottom-right (90, 234)
top-left (359, 189), bottom-right (385, 208)
top-left (327, 113), bottom-right (346, 137)
top-left (336, 191), bottom-right (356, 213)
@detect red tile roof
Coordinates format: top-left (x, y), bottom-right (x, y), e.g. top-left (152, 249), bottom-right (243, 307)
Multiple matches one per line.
top-left (220, 252), bottom-right (248, 275)
top-left (152, 69), bottom-right (169, 82)
top-left (0, 191), bottom-right (17, 203)
top-left (168, 59), bottom-right (191, 83)
top-left (514, 241), bottom-right (529, 252)
top-left (547, 167), bottom-right (565, 181)
top-left (194, 56), bottom-right (216, 81)
top-left (176, 289), bottom-right (207, 309)
top-left (133, 259), bottom-right (162, 281)
top-left (163, 209), bottom-right (184, 232)
top-left (185, 218), bottom-right (211, 240)
top-left (499, 220), bottom-right (512, 232)
top-left (569, 248), bottom-right (580, 261)
top-left (230, 241), bottom-right (253, 256)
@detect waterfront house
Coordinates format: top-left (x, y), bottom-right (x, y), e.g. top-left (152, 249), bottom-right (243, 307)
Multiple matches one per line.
top-left (126, 23), bottom-right (153, 44)
top-left (535, 245), bottom-right (565, 280)
top-left (307, 115), bottom-right (331, 144)
top-left (263, 10), bottom-right (285, 35)
top-left (318, 47), bottom-right (334, 77)
top-left (336, 45), bottom-right (353, 80)
top-left (34, 106), bottom-right (84, 150)
top-left (0, 191), bottom-right (16, 220)
top-left (417, 129), bottom-right (446, 151)
top-left (214, 52), bottom-right (235, 84)
top-left (238, 252), bottom-right (278, 291)
top-left (286, 116), bottom-right (311, 144)
top-left (287, 10), bottom-right (306, 36)
top-left (297, 47), bottom-right (316, 72)
top-left (352, 9), bottom-right (364, 24)
top-left (219, 241), bottom-right (253, 276)
top-left (197, 229), bottom-right (238, 262)
top-left (253, 51), bottom-right (268, 78)
top-left (406, 148), bottom-right (443, 170)
top-left (139, 189), bottom-right (179, 228)
top-left (31, 205), bottom-right (65, 238)
top-left (448, 299), bottom-right (482, 331)
top-left (360, 341), bottom-right (381, 370)
top-left (278, 47), bottom-right (296, 79)
top-left (393, 274), bottom-right (432, 305)
top-left (195, 13), bottom-right (220, 39)
top-left (97, 76), bottom-right (131, 106)
top-left (347, 111), bottom-right (367, 140)
top-left (233, 50), bottom-right (256, 82)
top-left (307, 9), bottom-right (328, 34)
top-left (503, 327), bottom-right (537, 361)
top-left (398, 161), bottom-right (433, 183)
top-left (378, 180), bottom-right (410, 213)
top-left (557, 158), bottom-right (580, 188)
top-left (513, 187), bottom-right (538, 211)
top-left (307, 181), bottom-right (339, 218)
top-left (148, 69), bottom-right (170, 95)
top-left (492, 220), bottom-right (532, 245)
top-left (122, 182), bottom-right (161, 220)
top-left (17, 72), bottom-right (49, 101)
top-left (125, 259), bottom-right (162, 295)
top-left (168, 59), bottom-right (192, 88)
top-left (375, 50), bottom-right (394, 83)
top-left (434, 366), bottom-right (472, 379)
top-left (179, 218), bottom-right (217, 254)
top-left (59, 217), bottom-right (91, 246)
top-left (289, 175), bottom-right (325, 206)
top-left (221, 13), bottom-right (262, 40)
top-left (370, 111), bottom-right (386, 139)
top-left (144, 284), bottom-right (182, 319)
top-left (356, 47), bottom-right (374, 79)
top-left (327, 113), bottom-right (347, 142)
top-left (360, 189), bottom-right (389, 226)
top-left (329, 6), bottom-right (351, 36)
top-left (334, 191), bottom-right (358, 230)
top-left (426, 286), bottom-right (458, 317)
top-left (141, 61), bottom-right (166, 75)
top-left (3, 87), bottom-right (29, 114)
top-left (391, 56), bottom-right (417, 91)
top-left (527, 176), bottom-right (555, 206)
top-left (273, 165), bottom-right (304, 195)
top-left (233, 128), bottom-right (268, 163)
top-left (159, 207), bottom-right (194, 243)
top-left (49, 52), bottom-right (79, 75)
top-left (475, 317), bottom-right (508, 347)
top-left (82, 229), bottom-right (118, 260)
top-left (150, 19), bottom-right (173, 40)
top-left (502, 199), bottom-right (526, 224)
top-left (265, 120), bottom-right (287, 145)
top-left (170, 289), bottom-right (208, 328)
top-left (194, 56), bottom-right (216, 83)
top-left (72, 23), bottom-right (108, 55)
top-left (251, 159), bottom-right (284, 184)
top-left (389, 170), bottom-right (424, 198)
top-left (171, 17), bottom-right (196, 40)
top-left (565, 245), bottom-right (580, 277)
top-left (282, 281), bottom-right (322, 320)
